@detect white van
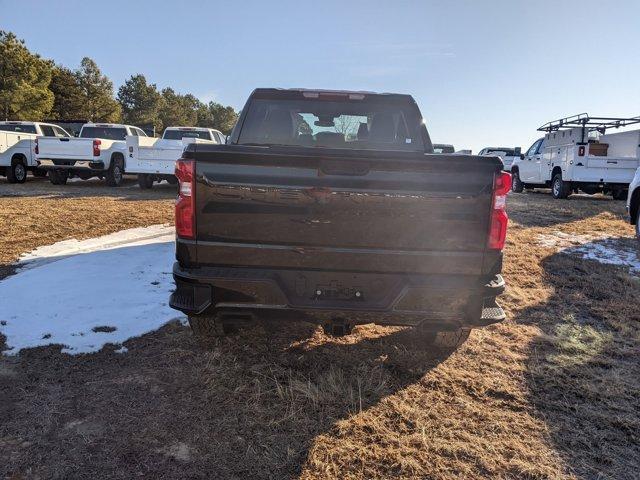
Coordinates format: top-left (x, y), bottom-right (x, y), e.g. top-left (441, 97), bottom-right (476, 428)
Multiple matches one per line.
top-left (511, 114), bottom-right (640, 199)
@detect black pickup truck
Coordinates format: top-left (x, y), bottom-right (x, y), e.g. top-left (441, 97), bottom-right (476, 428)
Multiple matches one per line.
top-left (170, 88), bottom-right (509, 349)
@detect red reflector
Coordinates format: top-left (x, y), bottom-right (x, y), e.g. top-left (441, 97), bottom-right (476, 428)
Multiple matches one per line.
top-left (35, 138), bottom-right (39, 155)
top-left (578, 146), bottom-right (585, 156)
top-left (175, 159), bottom-right (195, 239)
top-left (93, 139), bottom-right (101, 157)
top-left (488, 171), bottom-right (510, 250)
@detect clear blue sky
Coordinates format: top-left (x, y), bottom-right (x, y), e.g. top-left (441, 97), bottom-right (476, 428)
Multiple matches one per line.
top-left (3, 0), bottom-right (640, 152)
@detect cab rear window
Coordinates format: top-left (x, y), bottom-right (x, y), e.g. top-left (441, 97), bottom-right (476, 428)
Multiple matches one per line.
top-left (80, 127), bottom-right (127, 140)
top-left (0, 124), bottom-right (37, 134)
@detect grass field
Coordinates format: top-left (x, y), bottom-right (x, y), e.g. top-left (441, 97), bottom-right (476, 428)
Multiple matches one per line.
top-left (1, 177), bottom-right (639, 479)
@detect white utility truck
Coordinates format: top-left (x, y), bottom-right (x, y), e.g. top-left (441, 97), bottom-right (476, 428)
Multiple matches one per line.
top-left (627, 167), bottom-right (640, 240)
top-left (36, 123), bottom-right (148, 186)
top-left (0, 121), bottom-right (71, 183)
top-left (126, 127), bottom-right (224, 189)
top-left (478, 147), bottom-right (521, 172)
top-left (511, 114), bottom-right (640, 199)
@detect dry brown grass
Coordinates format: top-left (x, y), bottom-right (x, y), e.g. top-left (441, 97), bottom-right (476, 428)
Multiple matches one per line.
top-left (0, 183), bottom-right (639, 479)
top-left (0, 177), bottom-right (174, 278)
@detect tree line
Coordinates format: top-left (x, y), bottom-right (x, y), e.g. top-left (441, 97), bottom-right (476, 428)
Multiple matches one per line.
top-left (0, 31), bottom-right (238, 134)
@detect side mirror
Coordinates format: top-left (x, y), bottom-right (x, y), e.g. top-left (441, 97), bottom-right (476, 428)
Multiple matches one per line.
top-left (520, 154), bottom-right (525, 160)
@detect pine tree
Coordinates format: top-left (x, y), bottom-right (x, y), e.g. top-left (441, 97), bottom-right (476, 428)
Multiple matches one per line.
top-left (0, 31), bottom-right (54, 120)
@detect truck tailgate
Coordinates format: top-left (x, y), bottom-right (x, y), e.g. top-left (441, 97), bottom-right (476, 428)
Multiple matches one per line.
top-left (188, 146), bottom-right (500, 276)
top-left (37, 137), bottom-right (94, 158)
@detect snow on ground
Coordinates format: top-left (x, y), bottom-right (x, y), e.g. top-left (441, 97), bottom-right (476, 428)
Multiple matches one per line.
top-left (1, 225), bottom-right (183, 355)
top-left (538, 231), bottom-right (640, 274)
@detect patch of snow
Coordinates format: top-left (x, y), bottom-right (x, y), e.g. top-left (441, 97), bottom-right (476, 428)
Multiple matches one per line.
top-left (538, 231), bottom-right (640, 274)
top-left (18, 224), bottom-right (174, 271)
top-left (1, 225), bottom-right (184, 355)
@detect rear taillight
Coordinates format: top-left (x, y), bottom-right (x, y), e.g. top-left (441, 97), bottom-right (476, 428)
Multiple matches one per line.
top-left (175, 159), bottom-right (195, 239)
top-left (578, 146), bottom-right (585, 156)
top-left (34, 138), bottom-right (39, 155)
top-left (487, 171), bottom-right (511, 250)
top-left (93, 139), bottom-right (101, 156)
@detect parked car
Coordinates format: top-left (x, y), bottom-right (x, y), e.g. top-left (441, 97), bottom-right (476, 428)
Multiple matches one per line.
top-left (432, 143), bottom-right (455, 154)
top-left (511, 113), bottom-right (640, 199)
top-left (627, 167), bottom-right (640, 240)
top-left (0, 121), bottom-right (71, 183)
top-left (478, 147), bottom-right (521, 172)
top-left (169, 88), bottom-right (509, 349)
top-left (127, 126), bottom-right (224, 189)
top-left (36, 123), bottom-right (147, 186)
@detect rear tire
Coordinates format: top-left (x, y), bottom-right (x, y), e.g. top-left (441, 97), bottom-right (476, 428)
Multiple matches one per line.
top-left (7, 159), bottom-right (27, 184)
top-left (138, 174), bottom-right (154, 189)
top-left (551, 173), bottom-right (570, 199)
top-left (105, 156), bottom-right (124, 187)
top-left (511, 170), bottom-right (524, 193)
top-left (635, 208), bottom-right (640, 242)
top-left (188, 315), bottom-right (227, 337)
top-left (612, 189), bottom-right (628, 201)
top-left (48, 169), bottom-right (68, 185)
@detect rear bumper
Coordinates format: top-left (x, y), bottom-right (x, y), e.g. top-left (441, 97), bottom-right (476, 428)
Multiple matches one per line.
top-left (37, 159), bottom-right (106, 171)
top-left (170, 263), bottom-right (506, 328)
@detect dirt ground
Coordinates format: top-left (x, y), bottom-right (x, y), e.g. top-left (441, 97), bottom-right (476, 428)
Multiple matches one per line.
top-left (1, 176), bottom-right (639, 479)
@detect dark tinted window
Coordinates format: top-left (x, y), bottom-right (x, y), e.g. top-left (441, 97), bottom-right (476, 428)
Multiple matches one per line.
top-left (0, 124), bottom-right (37, 134)
top-left (486, 148), bottom-right (517, 156)
top-left (163, 130), bottom-right (212, 140)
top-left (238, 96), bottom-right (425, 151)
top-left (40, 125), bottom-right (56, 137)
top-left (433, 144), bottom-right (455, 154)
top-left (80, 127), bottom-right (127, 140)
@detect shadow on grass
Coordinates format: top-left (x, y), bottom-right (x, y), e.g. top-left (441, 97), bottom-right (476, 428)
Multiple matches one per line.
top-left (517, 251), bottom-right (640, 478)
top-left (0, 318), bottom-right (454, 479)
top-left (508, 190), bottom-right (628, 228)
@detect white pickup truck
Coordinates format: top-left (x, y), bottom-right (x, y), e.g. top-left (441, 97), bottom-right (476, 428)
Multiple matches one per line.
top-left (511, 114), bottom-right (640, 199)
top-left (36, 123), bottom-right (147, 186)
top-left (627, 167), bottom-right (640, 240)
top-left (126, 126), bottom-right (224, 189)
top-left (0, 121), bottom-right (71, 183)
top-left (478, 147), bottom-right (521, 172)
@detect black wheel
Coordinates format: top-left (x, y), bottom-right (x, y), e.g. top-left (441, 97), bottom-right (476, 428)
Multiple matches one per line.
top-left (635, 208), bottom-right (640, 242)
top-left (137, 174), bottom-right (154, 189)
top-left (188, 312), bottom-right (257, 337)
top-left (48, 169), bottom-right (68, 185)
top-left (166, 176), bottom-right (178, 185)
top-left (105, 156), bottom-right (124, 187)
top-left (511, 170), bottom-right (524, 193)
top-left (188, 315), bottom-right (227, 337)
top-left (6, 159), bottom-right (27, 184)
top-left (612, 189), bottom-right (628, 201)
top-left (32, 168), bottom-right (47, 178)
top-left (419, 327), bottom-right (471, 351)
top-left (551, 173), bottom-right (570, 199)
top-left (322, 319), bottom-right (354, 336)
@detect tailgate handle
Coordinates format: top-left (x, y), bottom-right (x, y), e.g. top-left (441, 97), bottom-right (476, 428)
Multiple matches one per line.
top-left (319, 160), bottom-right (369, 176)
top-left (59, 138), bottom-right (70, 141)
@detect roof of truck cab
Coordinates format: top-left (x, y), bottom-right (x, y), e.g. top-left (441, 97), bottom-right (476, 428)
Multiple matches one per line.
top-left (81, 123), bottom-right (134, 129)
top-left (0, 121), bottom-right (48, 126)
top-left (250, 88), bottom-right (413, 99)
top-left (165, 126), bottom-right (218, 131)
